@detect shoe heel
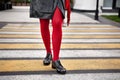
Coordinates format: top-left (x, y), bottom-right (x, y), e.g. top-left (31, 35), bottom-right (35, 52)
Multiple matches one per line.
top-left (52, 65), bottom-right (56, 69)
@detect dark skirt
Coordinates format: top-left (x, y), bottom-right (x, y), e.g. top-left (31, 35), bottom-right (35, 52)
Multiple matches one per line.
top-left (30, 0), bottom-right (65, 19)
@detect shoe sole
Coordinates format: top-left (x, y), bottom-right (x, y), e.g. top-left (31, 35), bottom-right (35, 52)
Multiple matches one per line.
top-left (43, 61), bottom-right (51, 66)
top-left (52, 65), bottom-right (66, 74)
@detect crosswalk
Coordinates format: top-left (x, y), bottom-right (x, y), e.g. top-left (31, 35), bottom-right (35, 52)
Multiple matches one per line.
top-left (0, 24), bottom-right (120, 75)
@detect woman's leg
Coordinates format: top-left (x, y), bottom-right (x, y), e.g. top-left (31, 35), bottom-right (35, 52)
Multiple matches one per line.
top-left (39, 19), bottom-right (52, 54)
top-left (51, 8), bottom-right (66, 74)
top-left (52, 7), bottom-right (63, 61)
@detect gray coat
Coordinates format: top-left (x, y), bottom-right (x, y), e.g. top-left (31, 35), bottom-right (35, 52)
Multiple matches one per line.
top-left (30, 0), bottom-right (65, 19)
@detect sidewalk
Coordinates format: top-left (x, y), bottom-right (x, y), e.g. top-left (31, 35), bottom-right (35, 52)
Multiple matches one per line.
top-left (0, 6), bottom-right (99, 24)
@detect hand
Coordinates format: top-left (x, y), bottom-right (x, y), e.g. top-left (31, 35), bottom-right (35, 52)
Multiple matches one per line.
top-left (67, 18), bottom-right (70, 26)
top-left (65, 0), bottom-right (71, 26)
top-left (67, 12), bottom-right (70, 26)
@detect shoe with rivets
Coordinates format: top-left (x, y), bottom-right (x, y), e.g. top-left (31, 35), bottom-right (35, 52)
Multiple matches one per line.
top-left (52, 60), bottom-right (66, 74)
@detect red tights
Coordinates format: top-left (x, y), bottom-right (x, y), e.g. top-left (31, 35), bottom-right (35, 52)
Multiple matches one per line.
top-left (39, 7), bottom-right (63, 61)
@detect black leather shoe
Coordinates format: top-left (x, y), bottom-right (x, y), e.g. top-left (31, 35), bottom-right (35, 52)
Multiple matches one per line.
top-left (52, 60), bottom-right (66, 74)
top-left (43, 54), bottom-right (52, 65)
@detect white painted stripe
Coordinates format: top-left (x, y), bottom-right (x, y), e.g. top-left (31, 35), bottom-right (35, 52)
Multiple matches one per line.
top-left (0, 73), bottom-right (120, 80)
top-left (6, 24), bottom-right (114, 27)
top-left (68, 24), bottom-right (115, 26)
top-left (63, 28), bottom-right (120, 30)
top-left (0, 32), bottom-right (120, 35)
top-left (0, 39), bottom-right (120, 43)
top-left (0, 50), bottom-right (120, 58)
top-left (2, 28), bottom-right (120, 30)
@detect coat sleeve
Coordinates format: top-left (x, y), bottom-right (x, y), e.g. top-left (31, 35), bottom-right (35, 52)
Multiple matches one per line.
top-left (65, 0), bottom-right (71, 26)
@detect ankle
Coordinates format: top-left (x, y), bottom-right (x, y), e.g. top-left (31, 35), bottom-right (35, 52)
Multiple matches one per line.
top-left (47, 52), bottom-right (52, 54)
top-left (52, 58), bottom-right (59, 62)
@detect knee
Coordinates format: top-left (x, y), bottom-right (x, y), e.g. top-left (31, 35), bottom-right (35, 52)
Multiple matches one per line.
top-left (52, 19), bottom-right (63, 29)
